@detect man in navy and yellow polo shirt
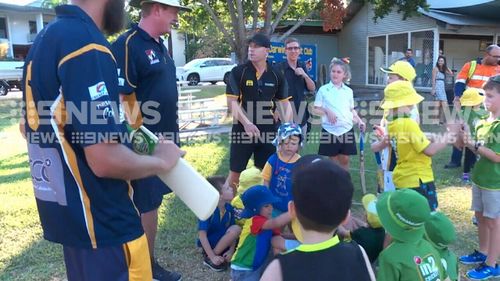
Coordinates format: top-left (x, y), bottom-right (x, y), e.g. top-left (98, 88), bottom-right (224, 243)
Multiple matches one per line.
top-left (21, 1), bottom-right (182, 280)
top-left (111, 0), bottom-right (189, 280)
top-left (225, 33), bottom-right (292, 191)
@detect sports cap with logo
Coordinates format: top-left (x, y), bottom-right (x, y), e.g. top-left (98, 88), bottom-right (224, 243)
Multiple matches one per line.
top-left (380, 61), bottom-right (416, 82)
top-left (376, 189), bottom-right (431, 243)
top-left (129, 0), bottom-right (191, 11)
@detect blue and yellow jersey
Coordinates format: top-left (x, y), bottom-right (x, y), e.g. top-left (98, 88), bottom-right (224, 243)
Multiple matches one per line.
top-left (262, 152), bottom-right (300, 212)
top-left (197, 203), bottom-right (235, 248)
top-left (111, 24), bottom-right (179, 142)
top-left (231, 215), bottom-right (280, 270)
top-left (22, 5), bottom-right (143, 249)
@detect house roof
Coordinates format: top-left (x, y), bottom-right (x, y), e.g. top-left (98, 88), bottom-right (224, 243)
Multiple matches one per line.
top-left (0, 2), bottom-right (54, 14)
top-left (426, 0), bottom-right (499, 19)
top-left (419, 8), bottom-right (500, 27)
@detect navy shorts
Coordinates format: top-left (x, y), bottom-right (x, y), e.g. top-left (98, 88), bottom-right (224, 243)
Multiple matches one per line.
top-left (318, 128), bottom-right (357, 157)
top-left (64, 234), bottom-right (151, 281)
top-left (131, 176), bottom-right (171, 214)
top-left (229, 124), bottom-right (276, 172)
top-left (401, 181), bottom-right (438, 211)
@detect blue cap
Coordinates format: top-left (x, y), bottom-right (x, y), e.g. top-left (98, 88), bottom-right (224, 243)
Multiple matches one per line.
top-left (272, 122), bottom-right (303, 147)
top-left (240, 185), bottom-right (279, 218)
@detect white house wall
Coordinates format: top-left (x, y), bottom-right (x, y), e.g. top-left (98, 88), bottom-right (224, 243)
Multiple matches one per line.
top-left (7, 13), bottom-right (32, 45)
top-left (365, 6), bottom-right (436, 36)
top-left (170, 29), bottom-right (186, 67)
top-left (339, 5), bottom-right (370, 85)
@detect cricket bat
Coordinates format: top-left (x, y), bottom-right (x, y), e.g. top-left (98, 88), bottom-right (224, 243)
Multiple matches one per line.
top-left (359, 131), bottom-right (367, 194)
top-left (128, 125), bottom-right (220, 221)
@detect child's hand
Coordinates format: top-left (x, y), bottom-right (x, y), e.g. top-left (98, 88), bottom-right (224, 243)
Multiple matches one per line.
top-left (222, 250), bottom-right (234, 262)
top-left (460, 124), bottom-right (474, 148)
top-left (358, 120), bottom-right (366, 132)
top-left (210, 255), bottom-right (225, 265)
top-left (325, 109), bottom-right (337, 124)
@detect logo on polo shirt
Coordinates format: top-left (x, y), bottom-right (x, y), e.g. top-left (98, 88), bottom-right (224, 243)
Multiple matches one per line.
top-left (145, 49), bottom-right (159, 65)
top-left (246, 80), bottom-right (254, 86)
top-left (88, 81), bottom-right (109, 101)
top-left (414, 255), bottom-right (441, 281)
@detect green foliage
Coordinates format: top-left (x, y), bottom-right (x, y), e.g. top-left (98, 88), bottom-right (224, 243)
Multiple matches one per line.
top-left (364, 0), bottom-right (429, 21)
top-left (41, 0), bottom-right (67, 8)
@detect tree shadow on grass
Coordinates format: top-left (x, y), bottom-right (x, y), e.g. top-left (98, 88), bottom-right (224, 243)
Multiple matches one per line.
top-left (0, 238), bottom-right (65, 281)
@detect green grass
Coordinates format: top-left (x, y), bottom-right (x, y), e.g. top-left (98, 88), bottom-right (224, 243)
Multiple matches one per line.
top-left (0, 96), bottom-right (479, 280)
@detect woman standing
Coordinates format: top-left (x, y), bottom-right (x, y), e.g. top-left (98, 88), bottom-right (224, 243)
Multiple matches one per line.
top-left (431, 56), bottom-right (454, 124)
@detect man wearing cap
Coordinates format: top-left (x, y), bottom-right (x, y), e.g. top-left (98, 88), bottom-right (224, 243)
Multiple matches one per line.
top-left (444, 45), bottom-right (500, 170)
top-left (112, 0), bottom-right (189, 280)
top-left (376, 189), bottom-right (448, 281)
top-left (225, 33), bottom-right (292, 190)
top-left (22, 0), bottom-right (183, 280)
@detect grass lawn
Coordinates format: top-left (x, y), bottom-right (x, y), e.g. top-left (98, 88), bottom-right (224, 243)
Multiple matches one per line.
top-left (0, 94), bottom-right (479, 280)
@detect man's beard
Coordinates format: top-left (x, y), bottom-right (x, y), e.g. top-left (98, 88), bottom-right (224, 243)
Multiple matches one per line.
top-left (102, 0), bottom-right (125, 36)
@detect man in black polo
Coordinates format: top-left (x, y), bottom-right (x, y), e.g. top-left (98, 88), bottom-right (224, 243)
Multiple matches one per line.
top-left (111, 0), bottom-right (189, 280)
top-left (279, 37), bottom-right (316, 138)
top-left (225, 33), bottom-right (292, 189)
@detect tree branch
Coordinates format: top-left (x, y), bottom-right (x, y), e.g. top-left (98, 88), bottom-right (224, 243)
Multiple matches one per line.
top-left (199, 0), bottom-right (236, 49)
top-left (277, 8), bottom-right (317, 41)
top-left (263, 0), bottom-right (273, 34)
top-left (235, 0), bottom-right (246, 45)
top-left (251, 0), bottom-right (259, 31)
top-left (270, 0), bottom-right (293, 33)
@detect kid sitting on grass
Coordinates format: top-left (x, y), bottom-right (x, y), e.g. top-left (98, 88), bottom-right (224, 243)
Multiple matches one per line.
top-left (376, 189), bottom-right (449, 281)
top-left (230, 185), bottom-right (291, 281)
top-left (378, 80), bottom-right (458, 211)
top-left (230, 167), bottom-right (263, 227)
top-left (459, 75), bottom-right (500, 280)
top-left (198, 176), bottom-right (241, 272)
top-left (261, 157), bottom-right (375, 281)
top-left (458, 88), bottom-right (489, 183)
top-left (262, 122), bottom-right (302, 216)
top-left (424, 212), bottom-right (458, 281)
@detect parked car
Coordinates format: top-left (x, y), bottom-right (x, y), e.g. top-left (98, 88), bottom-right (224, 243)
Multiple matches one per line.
top-left (176, 58), bottom-right (236, 86)
top-left (0, 60), bottom-right (24, 96)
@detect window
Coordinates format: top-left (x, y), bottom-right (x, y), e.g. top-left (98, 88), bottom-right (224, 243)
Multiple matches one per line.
top-left (29, 21), bottom-right (37, 34)
top-left (0, 18), bottom-right (7, 38)
top-left (411, 30), bottom-right (435, 87)
top-left (368, 36), bottom-right (386, 85)
top-left (388, 33), bottom-right (408, 65)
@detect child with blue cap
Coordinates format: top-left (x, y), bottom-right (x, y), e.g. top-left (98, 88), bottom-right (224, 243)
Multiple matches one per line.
top-left (230, 185), bottom-right (291, 281)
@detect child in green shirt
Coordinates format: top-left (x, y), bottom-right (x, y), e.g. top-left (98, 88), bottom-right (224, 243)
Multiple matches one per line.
top-left (459, 88), bottom-right (489, 182)
top-left (459, 76), bottom-right (500, 280)
top-left (424, 212), bottom-right (458, 281)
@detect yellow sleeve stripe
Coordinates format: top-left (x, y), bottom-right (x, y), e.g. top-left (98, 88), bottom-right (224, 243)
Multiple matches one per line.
top-left (278, 96), bottom-right (292, 101)
top-left (226, 94), bottom-right (239, 98)
top-left (124, 31), bottom-right (138, 88)
top-left (58, 43), bottom-right (116, 69)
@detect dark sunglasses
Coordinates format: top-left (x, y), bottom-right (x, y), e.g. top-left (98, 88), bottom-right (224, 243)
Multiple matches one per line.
top-left (490, 75), bottom-right (500, 84)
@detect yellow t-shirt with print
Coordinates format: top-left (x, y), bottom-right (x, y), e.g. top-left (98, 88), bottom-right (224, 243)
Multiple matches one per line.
top-left (388, 116), bottom-right (433, 188)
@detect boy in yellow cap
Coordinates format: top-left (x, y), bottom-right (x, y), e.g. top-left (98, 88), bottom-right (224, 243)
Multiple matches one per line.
top-left (458, 88), bottom-right (488, 182)
top-left (350, 194), bottom-right (385, 263)
top-left (372, 61), bottom-right (420, 193)
top-left (424, 212), bottom-right (458, 281)
top-left (379, 80), bottom-right (458, 210)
